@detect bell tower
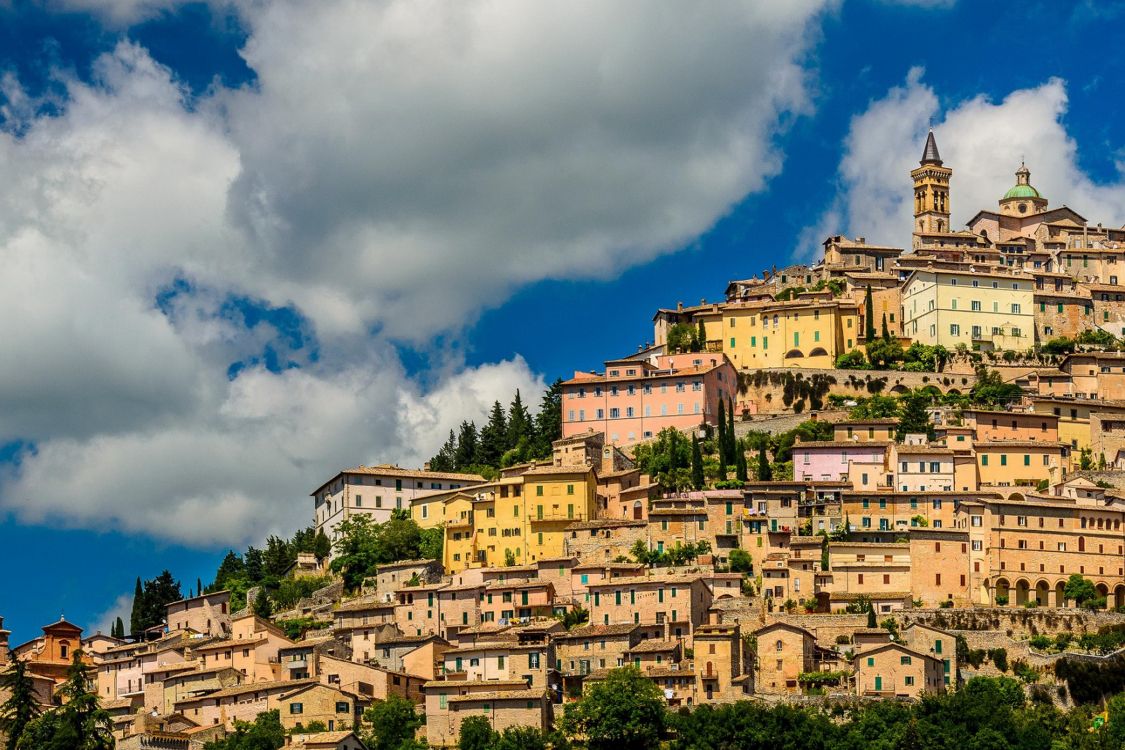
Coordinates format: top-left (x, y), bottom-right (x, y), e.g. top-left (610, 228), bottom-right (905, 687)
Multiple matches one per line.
top-left (911, 130), bottom-right (952, 238)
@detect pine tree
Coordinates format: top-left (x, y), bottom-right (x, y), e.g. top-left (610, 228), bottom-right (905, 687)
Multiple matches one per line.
top-left (690, 434), bottom-right (704, 490)
top-left (506, 390), bottom-right (533, 450)
top-left (696, 319), bottom-right (707, 352)
top-left (214, 550), bottom-right (244, 591)
top-left (881, 312), bottom-right (891, 342)
top-left (735, 446), bottom-right (748, 482)
top-left (757, 443), bottom-right (772, 481)
top-left (896, 391), bottom-right (935, 442)
top-left (129, 577), bottom-right (144, 639)
top-left (429, 429), bottom-right (457, 472)
top-left (865, 285), bottom-right (876, 342)
top-left (532, 379), bottom-right (563, 458)
top-left (453, 421), bottom-right (479, 470)
top-left (0, 658), bottom-right (41, 750)
top-left (477, 400), bottom-right (509, 467)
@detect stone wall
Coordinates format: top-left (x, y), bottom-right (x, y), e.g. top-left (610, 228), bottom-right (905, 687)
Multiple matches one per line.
top-left (738, 368), bottom-right (978, 415)
top-left (897, 607), bottom-right (1125, 638)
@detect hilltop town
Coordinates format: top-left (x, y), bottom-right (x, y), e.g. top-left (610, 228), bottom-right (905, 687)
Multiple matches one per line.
top-left (3, 133), bottom-right (1125, 749)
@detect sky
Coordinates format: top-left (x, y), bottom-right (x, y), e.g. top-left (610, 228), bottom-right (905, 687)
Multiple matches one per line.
top-left (3, 0), bottom-right (1125, 642)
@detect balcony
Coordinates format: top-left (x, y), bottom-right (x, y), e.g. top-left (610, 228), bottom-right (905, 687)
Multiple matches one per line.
top-left (446, 516), bottom-right (473, 529)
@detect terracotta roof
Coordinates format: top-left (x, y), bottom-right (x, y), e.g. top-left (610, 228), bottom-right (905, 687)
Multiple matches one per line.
top-left (565, 519), bottom-right (647, 530)
top-left (894, 445), bottom-right (954, 455)
top-left (174, 678), bottom-right (317, 704)
top-left (448, 689), bottom-right (544, 703)
top-left (626, 639), bottom-right (678, 654)
top-left (334, 597), bottom-right (396, 614)
top-left (554, 623), bottom-right (643, 639)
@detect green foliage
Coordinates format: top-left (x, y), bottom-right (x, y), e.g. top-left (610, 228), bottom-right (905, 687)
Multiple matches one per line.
top-left (896, 390), bottom-right (935, 442)
top-left (1063, 573), bottom-right (1097, 606)
top-left (0, 660), bottom-right (41, 750)
top-left (631, 427), bottom-right (693, 492)
top-left (1041, 337), bottom-right (1075, 356)
top-left (17, 652), bottom-right (112, 750)
top-left (728, 549), bottom-right (752, 574)
top-left (902, 342), bottom-right (950, 371)
top-left (690, 434), bottom-right (704, 490)
top-left (864, 285), bottom-right (876, 342)
top-left (556, 606), bottom-right (589, 631)
top-left (129, 570), bottom-right (182, 638)
top-left (848, 395), bottom-right (899, 419)
top-left (273, 616), bottom-right (328, 641)
top-left (561, 667), bottom-right (666, 750)
top-left (504, 548), bottom-right (517, 567)
top-left (865, 337), bottom-right (905, 369)
top-left (272, 575), bottom-right (333, 610)
top-left (362, 694), bottom-right (424, 750)
top-left (329, 513), bottom-right (433, 592)
top-left (970, 366), bottom-right (1023, 407)
top-left (1077, 328), bottom-right (1118, 348)
top-left (1056, 654), bottom-right (1125, 704)
top-left (796, 670), bottom-right (848, 685)
top-left (252, 588), bottom-right (273, 619)
top-left (203, 710), bottom-right (284, 750)
top-left (458, 715), bottom-right (495, 750)
top-left (988, 648), bottom-right (1008, 672)
top-left (667, 322), bottom-right (703, 353)
top-left (834, 349), bottom-right (869, 369)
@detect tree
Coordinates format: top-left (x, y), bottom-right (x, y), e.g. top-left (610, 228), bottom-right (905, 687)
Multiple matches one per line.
top-left (458, 716), bottom-right (496, 750)
top-left (896, 391), bottom-right (935, 442)
top-left (453, 421), bottom-right (479, 470)
top-left (725, 398), bottom-right (737, 465)
top-left (532, 379), bottom-right (563, 458)
top-left (363, 694), bottom-right (424, 750)
top-left (113, 618), bottom-right (124, 640)
top-left (253, 588), bottom-right (273, 619)
top-left (756, 443), bottom-right (772, 481)
top-left (504, 549), bottom-right (517, 567)
top-left (330, 515), bottom-right (382, 591)
top-left (970, 366), bottom-right (1023, 407)
top-left (129, 577), bottom-right (144, 638)
top-left (506, 389), bottom-right (533, 455)
top-left (214, 551), bottom-right (245, 590)
top-left (202, 709), bottom-right (284, 750)
top-left (728, 549), bottom-right (752, 574)
top-left (313, 529), bottom-right (331, 561)
top-left (429, 429), bottom-right (458, 472)
top-left (0, 659), bottom-right (41, 750)
top-left (881, 312), bottom-right (891, 342)
top-left (561, 667), bottom-right (666, 750)
top-left (865, 337), bottom-right (905, 369)
top-left (477, 400), bottom-right (509, 467)
top-left (867, 607), bottom-right (877, 628)
top-left (865, 285), bottom-right (876, 342)
top-left (716, 400), bottom-right (728, 481)
top-left (735, 447), bottom-right (748, 482)
top-left (1063, 574), bottom-right (1097, 607)
top-left (690, 434), bottom-right (704, 490)
top-left (696, 319), bottom-right (707, 352)
top-left (21, 651), bottom-right (112, 750)
top-left (493, 726), bottom-right (557, 750)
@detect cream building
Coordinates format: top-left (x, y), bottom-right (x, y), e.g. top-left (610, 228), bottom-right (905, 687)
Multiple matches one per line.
top-left (901, 267), bottom-right (1033, 350)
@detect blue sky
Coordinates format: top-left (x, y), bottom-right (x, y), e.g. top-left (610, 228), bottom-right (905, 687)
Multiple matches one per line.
top-left (2, 0), bottom-right (1125, 641)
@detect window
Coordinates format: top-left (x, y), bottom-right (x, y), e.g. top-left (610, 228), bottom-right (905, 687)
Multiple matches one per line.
top-left (336, 702), bottom-right (349, 713)
top-left (971, 300), bottom-right (981, 311)
top-left (950, 324), bottom-right (960, 335)
top-left (1011, 303), bottom-right (1021, 314)
top-left (290, 703), bottom-right (304, 715)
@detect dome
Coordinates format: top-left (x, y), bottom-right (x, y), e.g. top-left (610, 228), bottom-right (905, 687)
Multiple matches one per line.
top-left (1002, 183), bottom-right (1042, 200)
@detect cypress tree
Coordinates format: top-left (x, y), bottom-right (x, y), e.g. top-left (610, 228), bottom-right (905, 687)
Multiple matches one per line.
top-left (695, 319), bottom-right (707, 352)
top-left (129, 577), bottom-right (144, 639)
top-left (865, 285), bottom-right (876, 342)
top-left (0, 658), bottom-right (42, 749)
top-left (881, 312), bottom-right (891, 342)
top-left (726, 397), bottom-right (737, 464)
top-left (735, 447), bottom-right (748, 482)
top-left (532, 379), bottom-right (563, 458)
top-left (716, 398), bottom-right (726, 458)
top-left (757, 443), bottom-right (772, 481)
top-left (253, 588), bottom-right (273, 619)
top-left (867, 606), bottom-right (877, 628)
top-left (453, 421), bottom-right (479, 470)
top-left (506, 390), bottom-right (533, 450)
top-left (690, 434), bottom-right (704, 490)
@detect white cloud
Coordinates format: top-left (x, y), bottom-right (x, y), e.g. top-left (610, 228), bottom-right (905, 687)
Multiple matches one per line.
top-left (88, 592), bottom-right (132, 636)
top-left (0, 1), bottom-right (836, 545)
top-left (803, 69), bottom-right (1125, 255)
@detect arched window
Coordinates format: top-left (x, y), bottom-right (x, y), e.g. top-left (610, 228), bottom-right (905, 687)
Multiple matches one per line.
top-left (775, 639), bottom-right (783, 652)
top-left (1078, 536), bottom-right (1086, 552)
top-left (59, 642), bottom-right (69, 659)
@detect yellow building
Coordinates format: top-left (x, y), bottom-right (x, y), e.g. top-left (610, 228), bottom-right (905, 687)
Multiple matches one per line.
top-left (412, 465), bottom-right (597, 574)
top-left (721, 293), bottom-right (861, 369)
top-left (901, 267), bottom-right (1034, 350)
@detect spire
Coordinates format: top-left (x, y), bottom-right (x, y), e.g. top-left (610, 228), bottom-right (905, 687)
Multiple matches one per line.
top-left (920, 130), bottom-right (942, 166)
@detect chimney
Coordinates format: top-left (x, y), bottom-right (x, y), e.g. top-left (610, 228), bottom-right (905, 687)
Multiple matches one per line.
top-left (856, 237), bottom-right (865, 244)
top-left (677, 301), bottom-right (684, 312)
top-left (423, 462), bottom-right (431, 471)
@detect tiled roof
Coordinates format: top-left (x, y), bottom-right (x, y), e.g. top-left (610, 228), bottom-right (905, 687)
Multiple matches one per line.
top-left (174, 678), bottom-right (317, 704)
top-left (554, 623), bottom-right (642, 639)
top-left (448, 689), bottom-right (544, 703)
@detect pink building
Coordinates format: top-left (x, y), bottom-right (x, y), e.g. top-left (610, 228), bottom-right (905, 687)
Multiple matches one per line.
top-left (561, 353), bottom-right (737, 446)
top-left (793, 441), bottom-right (890, 485)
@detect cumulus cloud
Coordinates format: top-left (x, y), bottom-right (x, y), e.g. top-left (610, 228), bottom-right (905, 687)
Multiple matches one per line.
top-left (802, 68), bottom-right (1125, 255)
top-left (1, 1), bottom-right (833, 546)
top-left (89, 592), bottom-right (132, 636)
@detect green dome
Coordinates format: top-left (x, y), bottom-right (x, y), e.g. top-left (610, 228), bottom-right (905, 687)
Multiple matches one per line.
top-left (1003, 183), bottom-right (1041, 200)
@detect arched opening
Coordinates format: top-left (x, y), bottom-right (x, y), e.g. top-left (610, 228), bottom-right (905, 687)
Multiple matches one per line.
top-left (1034, 580), bottom-right (1050, 606)
top-left (937, 220), bottom-right (945, 231)
top-left (809, 347), bottom-right (828, 357)
top-left (1115, 585), bottom-right (1125, 609)
top-left (890, 385), bottom-right (909, 395)
top-left (947, 388), bottom-right (961, 396)
top-left (994, 578), bottom-right (1011, 605)
top-left (1015, 579), bottom-right (1031, 606)
top-left (1007, 492), bottom-right (1026, 503)
top-left (632, 501), bottom-right (643, 521)
top-left (59, 641), bottom-right (69, 659)
top-left (784, 349), bottom-right (804, 359)
top-left (1078, 536), bottom-right (1085, 552)
top-left (1055, 580), bottom-right (1067, 607)
top-left (1095, 583), bottom-right (1110, 607)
